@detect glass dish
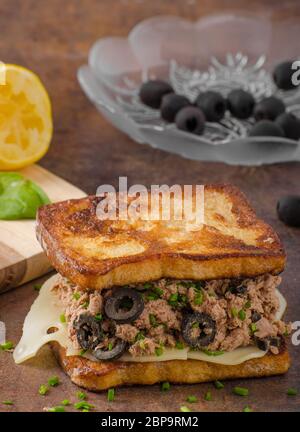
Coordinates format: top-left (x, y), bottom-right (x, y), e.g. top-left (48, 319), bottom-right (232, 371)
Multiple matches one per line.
top-left (78, 13), bottom-right (300, 165)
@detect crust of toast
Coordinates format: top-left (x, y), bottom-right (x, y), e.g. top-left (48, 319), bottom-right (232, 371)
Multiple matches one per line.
top-left (50, 342), bottom-right (290, 391)
top-left (37, 185), bottom-right (285, 290)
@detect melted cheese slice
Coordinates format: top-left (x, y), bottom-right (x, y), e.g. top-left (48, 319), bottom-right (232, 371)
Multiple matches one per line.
top-left (13, 274), bottom-right (287, 365)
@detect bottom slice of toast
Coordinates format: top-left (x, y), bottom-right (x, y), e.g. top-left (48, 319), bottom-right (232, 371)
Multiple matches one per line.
top-left (50, 342), bottom-right (290, 391)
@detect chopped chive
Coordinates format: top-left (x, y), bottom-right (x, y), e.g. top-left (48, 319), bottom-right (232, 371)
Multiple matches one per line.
top-left (108, 342), bottom-right (113, 351)
top-left (34, 284), bottom-right (42, 291)
top-left (0, 341), bottom-right (14, 351)
top-left (147, 292), bottom-right (159, 301)
top-left (233, 386), bottom-right (249, 397)
top-left (244, 300), bottom-right (251, 309)
top-left (243, 405), bottom-right (253, 412)
top-left (231, 307), bottom-right (238, 318)
top-left (168, 293), bottom-right (179, 306)
top-left (238, 310), bottom-right (246, 321)
top-left (143, 282), bottom-right (153, 289)
top-left (161, 382), bottom-right (170, 392)
top-left (287, 388), bottom-right (297, 396)
top-left (175, 341), bottom-right (185, 350)
top-left (94, 313), bottom-right (103, 322)
top-left (39, 384), bottom-right (49, 396)
top-left (76, 391), bottom-right (86, 400)
top-left (79, 349), bottom-right (86, 356)
top-left (48, 376), bottom-right (59, 387)
top-left (155, 346), bottom-right (164, 357)
top-left (2, 400), bottom-right (13, 405)
top-left (204, 391), bottom-right (212, 401)
top-left (192, 322), bottom-right (199, 329)
top-left (149, 313), bottom-right (158, 327)
top-left (73, 292), bottom-right (80, 301)
top-left (82, 301), bottom-right (89, 309)
top-left (47, 406), bottom-right (65, 412)
top-left (107, 388), bottom-right (115, 402)
top-left (214, 380), bottom-right (224, 390)
top-left (61, 399), bottom-right (70, 406)
top-left (153, 287), bottom-right (164, 297)
top-left (186, 395), bottom-right (197, 403)
top-left (249, 323), bottom-right (257, 333)
top-left (74, 401), bottom-right (94, 411)
top-left (180, 406), bottom-right (192, 412)
top-left (59, 314), bottom-right (66, 323)
top-left (135, 332), bottom-right (145, 342)
top-left (194, 287), bottom-right (204, 306)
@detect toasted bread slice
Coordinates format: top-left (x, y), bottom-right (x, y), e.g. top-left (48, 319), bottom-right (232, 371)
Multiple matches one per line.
top-left (37, 185), bottom-right (285, 290)
top-left (51, 342), bottom-right (290, 391)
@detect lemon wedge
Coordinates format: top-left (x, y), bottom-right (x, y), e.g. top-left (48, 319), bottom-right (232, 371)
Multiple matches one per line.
top-left (0, 64), bottom-right (52, 170)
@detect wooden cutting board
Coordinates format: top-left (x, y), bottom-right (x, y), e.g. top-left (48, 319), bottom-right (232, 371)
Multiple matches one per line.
top-left (0, 164), bottom-right (86, 294)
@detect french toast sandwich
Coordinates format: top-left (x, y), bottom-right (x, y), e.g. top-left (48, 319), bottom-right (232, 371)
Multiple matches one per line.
top-left (14, 185), bottom-right (291, 391)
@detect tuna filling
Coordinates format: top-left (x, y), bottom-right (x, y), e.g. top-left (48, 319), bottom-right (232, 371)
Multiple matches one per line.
top-left (53, 274), bottom-right (291, 359)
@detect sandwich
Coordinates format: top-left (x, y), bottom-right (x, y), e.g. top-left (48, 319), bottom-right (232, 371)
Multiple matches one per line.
top-left (14, 185), bottom-right (291, 391)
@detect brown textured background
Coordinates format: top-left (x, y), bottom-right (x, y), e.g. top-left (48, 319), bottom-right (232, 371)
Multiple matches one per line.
top-left (0, 0), bottom-right (300, 412)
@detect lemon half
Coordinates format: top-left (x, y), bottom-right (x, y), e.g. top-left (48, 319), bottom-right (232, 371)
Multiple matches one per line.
top-left (0, 64), bottom-right (53, 170)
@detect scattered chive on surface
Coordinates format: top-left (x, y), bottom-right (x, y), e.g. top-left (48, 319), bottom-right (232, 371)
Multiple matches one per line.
top-left (76, 391), bottom-right (86, 400)
top-left (94, 313), bottom-right (103, 322)
top-left (107, 388), bottom-right (115, 402)
top-left (244, 300), bottom-right (251, 309)
top-left (74, 401), bottom-right (94, 411)
top-left (287, 388), bottom-right (298, 396)
top-left (2, 400), bottom-right (13, 405)
top-left (233, 386), bottom-right (249, 397)
top-left (204, 391), bottom-right (212, 401)
top-left (79, 349), bottom-right (87, 356)
top-left (48, 376), bottom-right (59, 387)
top-left (108, 342), bottom-right (113, 351)
top-left (61, 400), bottom-right (70, 406)
top-left (180, 406), bottom-right (192, 412)
top-left (39, 384), bottom-right (49, 396)
top-left (202, 349), bottom-right (224, 356)
top-left (47, 406), bottom-right (65, 412)
top-left (186, 395), bottom-right (197, 403)
top-left (161, 382), bottom-right (170, 392)
top-left (0, 341), bottom-right (14, 351)
top-left (214, 380), bottom-right (224, 390)
top-left (243, 406), bottom-right (253, 412)
top-left (73, 292), bottom-right (80, 301)
top-left (231, 307), bottom-right (238, 318)
top-left (34, 284), bottom-right (42, 291)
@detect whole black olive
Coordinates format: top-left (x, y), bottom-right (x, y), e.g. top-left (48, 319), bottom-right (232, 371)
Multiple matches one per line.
top-left (181, 312), bottom-right (216, 348)
top-left (277, 195), bottom-right (300, 227)
top-left (195, 91), bottom-right (226, 122)
top-left (251, 311), bottom-right (261, 323)
top-left (249, 120), bottom-right (284, 137)
top-left (73, 313), bottom-right (103, 350)
top-left (227, 89), bottom-right (255, 119)
top-left (160, 93), bottom-right (190, 122)
top-left (275, 113), bottom-right (300, 140)
top-left (269, 336), bottom-right (281, 348)
top-left (104, 287), bottom-right (144, 324)
top-left (93, 338), bottom-right (127, 361)
top-left (273, 61), bottom-right (297, 90)
top-left (175, 106), bottom-right (206, 135)
top-left (139, 80), bottom-right (174, 109)
top-left (253, 96), bottom-right (285, 121)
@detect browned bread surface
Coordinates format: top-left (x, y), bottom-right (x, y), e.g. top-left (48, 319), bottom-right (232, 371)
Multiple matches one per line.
top-left (51, 342), bottom-right (290, 391)
top-left (37, 185), bottom-right (285, 290)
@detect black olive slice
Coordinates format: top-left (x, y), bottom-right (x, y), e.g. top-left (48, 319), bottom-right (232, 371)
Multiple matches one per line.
top-left (229, 280), bottom-right (247, 295)
top-left (181, 312), bottom-right (216, 348)
top-left (256, 338), bottom-right (269, 352)
top-left (73, 313), bottom-right (103, 350)
top-left (104, 287), bottom-right (144, 324)
top-left (93, 339), bottom-right (127, 361)
top-left (251, 311), bottom-right (261, 323)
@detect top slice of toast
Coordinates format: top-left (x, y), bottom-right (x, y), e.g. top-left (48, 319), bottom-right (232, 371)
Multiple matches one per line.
top-left (36, 184), bottom-right (285, 291)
